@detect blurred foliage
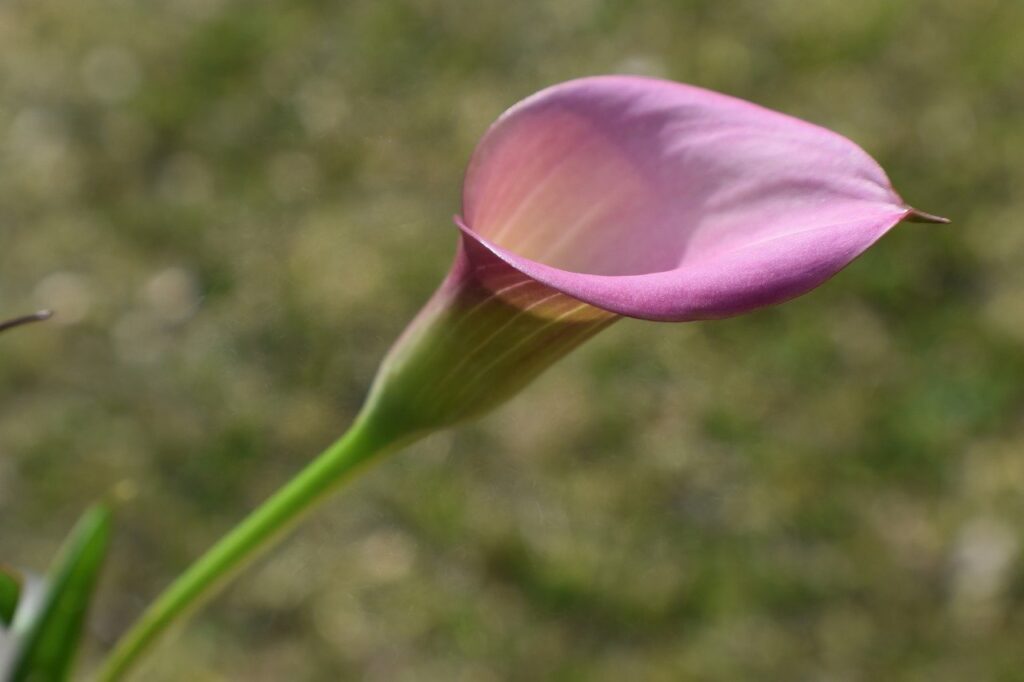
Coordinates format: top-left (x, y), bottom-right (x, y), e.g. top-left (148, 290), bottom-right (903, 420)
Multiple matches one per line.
top-left (9, 506), bottom-right (110, 682)
top-left (0, 569), bottom-right (19, 627)
top-left (1, 0), bottom-right (1023, 680)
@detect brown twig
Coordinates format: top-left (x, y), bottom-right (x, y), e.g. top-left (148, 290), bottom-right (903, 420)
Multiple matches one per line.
top-left (0, 310), bottom-right (54, 335)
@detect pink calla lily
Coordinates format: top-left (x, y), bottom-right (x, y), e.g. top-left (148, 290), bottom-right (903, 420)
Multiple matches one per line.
top-left (364, 76), bottom-right (945, 436)
top-left (95, 78), bottom-right (949, 678)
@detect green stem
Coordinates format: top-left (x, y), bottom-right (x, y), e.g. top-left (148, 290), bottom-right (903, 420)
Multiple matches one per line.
top-left (95, 412), bottom-right (409, 682)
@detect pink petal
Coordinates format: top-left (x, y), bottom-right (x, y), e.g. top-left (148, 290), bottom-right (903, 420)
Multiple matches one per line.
top-left (460, 76), bottom-right (918, 321)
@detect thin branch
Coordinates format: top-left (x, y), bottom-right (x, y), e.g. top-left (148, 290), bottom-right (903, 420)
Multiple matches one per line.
top-left (0, 310), bottom-right (54, 335)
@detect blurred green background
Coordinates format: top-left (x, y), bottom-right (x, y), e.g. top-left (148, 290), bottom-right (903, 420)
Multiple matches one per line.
top-left (2, 0), bottom-right (1023, 679)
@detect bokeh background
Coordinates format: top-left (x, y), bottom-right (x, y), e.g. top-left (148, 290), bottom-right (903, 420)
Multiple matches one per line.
top-left (2, 0), bottom-right (1023, 679)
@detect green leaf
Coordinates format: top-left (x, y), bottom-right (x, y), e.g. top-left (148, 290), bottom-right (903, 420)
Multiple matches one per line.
top-left (11, 506), bottom-right (111, 682)
top-left (0, 567), bottom-right (21, 627)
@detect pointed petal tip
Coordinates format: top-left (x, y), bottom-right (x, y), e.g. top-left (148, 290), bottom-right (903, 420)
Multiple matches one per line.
top-left (903, 208), bottom-right (950, 225)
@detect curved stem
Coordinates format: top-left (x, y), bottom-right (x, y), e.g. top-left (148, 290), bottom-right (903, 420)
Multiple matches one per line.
top-left (95, 413), bottom-right (409, 682)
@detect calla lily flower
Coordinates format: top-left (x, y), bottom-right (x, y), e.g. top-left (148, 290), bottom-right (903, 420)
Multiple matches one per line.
top-left (98, 77), bottom-right (947, 680)
top-left (362, 75), bottom-right (945, 437)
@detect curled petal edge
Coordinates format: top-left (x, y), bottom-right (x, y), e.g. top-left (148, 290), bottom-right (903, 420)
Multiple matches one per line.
top-left (456, 208), bottom-right (924, 322)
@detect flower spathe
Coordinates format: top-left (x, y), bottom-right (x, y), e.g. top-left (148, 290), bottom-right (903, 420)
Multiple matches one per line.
top-left (360, 75), bottom-right (945, 437)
